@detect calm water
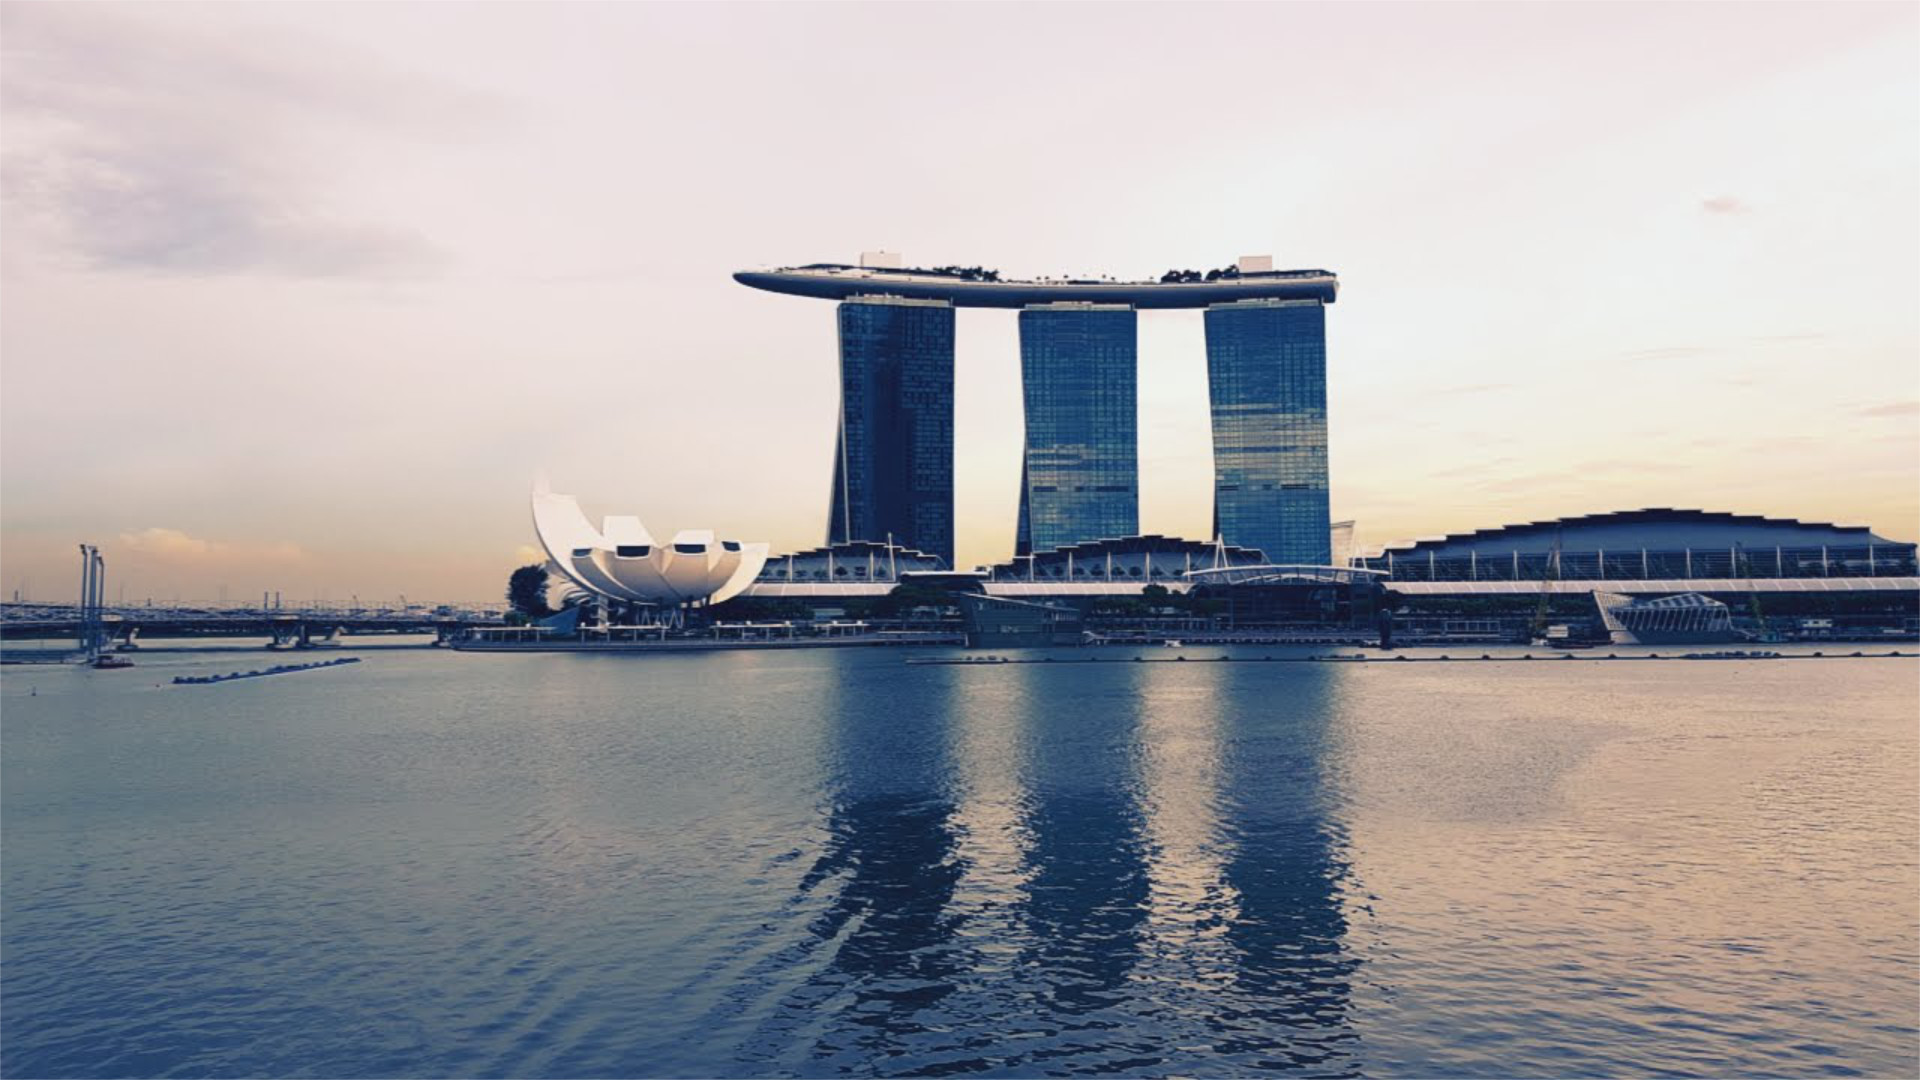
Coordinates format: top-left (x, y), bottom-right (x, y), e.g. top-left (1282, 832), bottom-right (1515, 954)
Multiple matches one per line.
top-left (3, 643), bottom-right (1916, 1078)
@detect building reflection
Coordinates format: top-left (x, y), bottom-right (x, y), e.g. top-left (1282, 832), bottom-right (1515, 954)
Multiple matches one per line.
top-left (1211, 664), bottom-right (1361, 1074)
top-left (1132, 665), bottom-right (1237, 982)
top-left (734, 657), bottom-right (1361, 1076)
top-left (765, 661), bottom-right (970, 1071)
top-left (1010, 665), bottom-right (1153, 1016)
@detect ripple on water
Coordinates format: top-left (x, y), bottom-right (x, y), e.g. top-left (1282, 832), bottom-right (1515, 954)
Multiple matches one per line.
top-left (1, 650), bottom-right (1914, 1077)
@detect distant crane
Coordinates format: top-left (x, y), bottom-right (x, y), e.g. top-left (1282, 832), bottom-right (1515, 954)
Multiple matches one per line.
top-left (1530, 526), bottom-right (1564, 642)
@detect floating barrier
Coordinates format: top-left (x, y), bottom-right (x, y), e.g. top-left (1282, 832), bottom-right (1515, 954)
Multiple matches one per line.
top-left (1677, 650), bottom-right (1784, 660)
top-left (173, 656), bottom-right (361, 685)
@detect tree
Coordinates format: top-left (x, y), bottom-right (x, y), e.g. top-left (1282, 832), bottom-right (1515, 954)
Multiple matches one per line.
top-left (871, 583), bottom-right (957, 619)
top-left (506, 563), bottom-right (554, 619)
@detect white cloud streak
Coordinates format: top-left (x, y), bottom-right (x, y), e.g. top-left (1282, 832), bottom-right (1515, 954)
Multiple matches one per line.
top-left (1, 2), bottom-right (488, 277)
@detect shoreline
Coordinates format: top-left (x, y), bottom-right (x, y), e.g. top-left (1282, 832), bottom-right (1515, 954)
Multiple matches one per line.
top-left (449, 633), bottom-right (965, 653)
top-left (907, 649), bottom-right (1919, 666)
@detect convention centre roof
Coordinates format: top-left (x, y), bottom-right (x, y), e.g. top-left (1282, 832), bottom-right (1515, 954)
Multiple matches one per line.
top-left (1376, 509), bottom-right (1904, 557)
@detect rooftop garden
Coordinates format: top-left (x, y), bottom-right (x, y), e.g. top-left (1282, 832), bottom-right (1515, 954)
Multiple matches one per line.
top-left (793, 263), bottom-right (1329, 285)
top-left (893, 265), bottom-right (1002, 282)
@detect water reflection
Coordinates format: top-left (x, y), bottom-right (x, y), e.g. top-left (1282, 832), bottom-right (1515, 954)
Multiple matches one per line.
top-left (742, 657), bottom-right (1362, 1076)
top-left (7, 650), bottom-right (1911, 1078)
top-left (1133, 666), bottom-right (1238, 992)
top-left (1010, 666), bottom-right (1153, 1020)
top-left (1212, 665), bottom-right (1361, 1075)
top-left (753, 665), bottom-right (971, 1074)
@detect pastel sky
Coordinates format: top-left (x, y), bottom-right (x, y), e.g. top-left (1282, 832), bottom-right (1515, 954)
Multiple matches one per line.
top-left (3, 1), bottom-right (1916, 605)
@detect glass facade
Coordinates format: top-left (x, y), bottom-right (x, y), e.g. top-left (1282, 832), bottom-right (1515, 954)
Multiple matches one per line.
top-left (1016, 304), bottom-right (1138, 555)
top-left (1204, 299), bottom-right (1331, 565)
top-left (830, 296), bottom-right (955, 567)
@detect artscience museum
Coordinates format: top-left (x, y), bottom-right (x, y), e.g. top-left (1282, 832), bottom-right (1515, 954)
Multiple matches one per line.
top-left (531, 485), bottom-right (769, 610)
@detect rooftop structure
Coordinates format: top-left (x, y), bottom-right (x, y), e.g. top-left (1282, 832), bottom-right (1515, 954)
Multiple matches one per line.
top-left (1362, 508), bottom-right (1916, 582)
top-left (734, 263), bottom-right (1339, 309)
top-left (989, 534), bottom-right (1269, 583)
top-left (1376, 508), bottom-right (1899, 554)
top-left (753, 539), bottom-right (948, 584)
top-left (739, 539), bottom-right (949, 600)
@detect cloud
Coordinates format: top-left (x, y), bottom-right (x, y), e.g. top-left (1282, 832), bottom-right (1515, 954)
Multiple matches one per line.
top-left (1700, 194), bottom-right (1751, 214)
top-left (1426, 382), bottom-right (1515, 398)
top-left (1458, 458), bottom-right (1676, 494)
top-left (119, 527), bottom-right (304, 563)
top-left (0, 3), bottom-right (482, 277)
top-left (1423, 456), bottom-right (1520, 479)
top-left (1623, 344), bottom-right (1714, 362)
top-left (119, 527), bottom-right (212, 558)
top-left (1857, 401), bottom-right (1920, 419)
top-left (5, 145), bottom-right (442, 277)
top-left (1739, 434), bottom-right (1822, 452)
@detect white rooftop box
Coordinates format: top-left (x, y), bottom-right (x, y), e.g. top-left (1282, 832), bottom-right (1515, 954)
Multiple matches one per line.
top-left (1237, 254), bottom-right (1274, 273)
top-left (859, 251), bottom-right (903, 269)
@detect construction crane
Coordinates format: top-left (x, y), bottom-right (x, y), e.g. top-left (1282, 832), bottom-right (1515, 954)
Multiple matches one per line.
top-left (1530, 526), bottom-right (1563, 642)
top-left (1734, 543), bottom-right (1771, 640)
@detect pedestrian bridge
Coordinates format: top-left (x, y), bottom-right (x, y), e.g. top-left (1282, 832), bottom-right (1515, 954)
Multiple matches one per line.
top-left (0, 603), bottom-right (499, 647)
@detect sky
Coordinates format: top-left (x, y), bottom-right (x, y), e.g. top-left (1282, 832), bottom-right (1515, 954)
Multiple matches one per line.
top-left (2, 1), bottom-right (1916, 606)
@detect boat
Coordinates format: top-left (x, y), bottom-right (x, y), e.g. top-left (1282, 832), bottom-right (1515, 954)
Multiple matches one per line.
top-left (90, 655), bottom-right (135, 669)
top-left (1162, 639), bottom-right (1184, 648)
top-left (1531, 621), bottom-right (1609, 649)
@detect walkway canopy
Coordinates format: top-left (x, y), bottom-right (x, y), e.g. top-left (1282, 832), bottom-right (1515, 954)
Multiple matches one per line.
top-left (1185, 564), bottom-right (1389, 588)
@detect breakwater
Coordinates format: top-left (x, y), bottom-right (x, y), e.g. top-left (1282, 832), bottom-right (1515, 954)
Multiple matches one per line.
top-left (172, 656), bottom-right (362, 685)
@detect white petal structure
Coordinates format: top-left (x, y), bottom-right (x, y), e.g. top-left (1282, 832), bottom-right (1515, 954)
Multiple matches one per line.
top-left (712, 542), bottom-right (769, 604)
top-left (531, 486), bottom-right (768, 607)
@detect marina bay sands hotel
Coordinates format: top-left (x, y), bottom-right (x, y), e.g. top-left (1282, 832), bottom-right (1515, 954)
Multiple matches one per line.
top-left (734, 254), bottom-right (1338, 569)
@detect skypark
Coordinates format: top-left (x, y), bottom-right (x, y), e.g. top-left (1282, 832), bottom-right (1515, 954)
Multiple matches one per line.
top-left (733, 260), bottom-right (1338, 309)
